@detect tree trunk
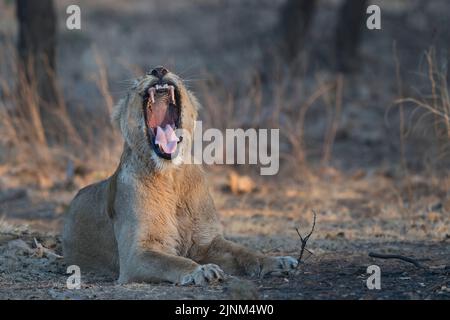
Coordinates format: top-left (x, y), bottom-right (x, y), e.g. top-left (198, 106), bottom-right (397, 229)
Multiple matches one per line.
top-left (335, 0), bottom-right (368, 72)
top-left (16, 0), bottom-right (58, 118)
top-left (278, 0), bottom-right (317, 64)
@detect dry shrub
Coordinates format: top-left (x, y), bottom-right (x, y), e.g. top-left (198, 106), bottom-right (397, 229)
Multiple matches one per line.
top-left (118, 67), bottom-right (341, 182)
top-left (395, 47), bottom-right (450, 168)
top-left (0, 43), bottom-right (121, 186)
top-left (389, 46), bottom-right (450, 209)
top-left (195, 67), bottom-right (344, 180)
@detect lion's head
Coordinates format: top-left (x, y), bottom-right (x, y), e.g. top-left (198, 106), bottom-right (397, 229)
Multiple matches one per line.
top-left (112, 66), bottom-right (199, 169)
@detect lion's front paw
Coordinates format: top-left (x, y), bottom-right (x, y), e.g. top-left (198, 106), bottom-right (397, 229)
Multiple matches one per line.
top-left (260, 256), bottom-right (298, 277)
top-left (180, 264), bottom-right (226, 286)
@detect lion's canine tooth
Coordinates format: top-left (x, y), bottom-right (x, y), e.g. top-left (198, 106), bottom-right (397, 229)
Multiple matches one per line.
top-left (149, 87), bottom-right (155, 103)
top-left (169, 85), bottom-right (175, 104)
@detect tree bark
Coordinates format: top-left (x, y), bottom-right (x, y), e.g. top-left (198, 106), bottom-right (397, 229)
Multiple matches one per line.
top-left (16, 0), bottom-right (58, 111)
top-left (335, 0), bottom-right (368, 72)
top-left (278, 0), bottom-right (317, 64)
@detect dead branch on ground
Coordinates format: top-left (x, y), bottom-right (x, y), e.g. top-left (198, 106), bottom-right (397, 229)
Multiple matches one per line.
top-left (368, 252), bottom-right (427, 269)
top-left (295, 210), bottom-right (317, 268)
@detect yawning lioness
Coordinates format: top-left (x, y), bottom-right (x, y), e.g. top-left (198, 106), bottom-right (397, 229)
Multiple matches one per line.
top-left (62, 67), bottom-right (297, 285)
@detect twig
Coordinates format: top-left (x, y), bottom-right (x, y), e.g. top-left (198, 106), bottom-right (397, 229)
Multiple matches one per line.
top-left (33, 238), bottom-right (63, 259)
top-left (368, 252), bottom-right (426, 269)
top-left (295, 211), bottom-right (317, 268)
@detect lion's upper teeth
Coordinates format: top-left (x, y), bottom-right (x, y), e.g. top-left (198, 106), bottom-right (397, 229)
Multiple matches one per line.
top-left (148, 84), bottom-right (175, 104)
top-left (148, 87), bottom-right (156, 103)
top-left (154, 84), bottom-right (170, 90)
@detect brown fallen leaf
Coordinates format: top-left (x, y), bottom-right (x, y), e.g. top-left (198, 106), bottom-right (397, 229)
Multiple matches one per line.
top-left (427, 211), bottom-right (440, 223)
top-left (228, 171), bottom-right (255, 195)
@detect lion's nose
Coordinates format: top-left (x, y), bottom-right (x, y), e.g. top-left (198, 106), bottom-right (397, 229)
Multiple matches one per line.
top-left (150, 66), bottom-right (168, 79)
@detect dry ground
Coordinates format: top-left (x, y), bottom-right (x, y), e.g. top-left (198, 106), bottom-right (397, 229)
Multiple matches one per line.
top-left (0, 167), bottom-right (448, 300)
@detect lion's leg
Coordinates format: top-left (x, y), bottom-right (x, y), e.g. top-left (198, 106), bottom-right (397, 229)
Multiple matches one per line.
top-left (114, 222), bottom-right (225, 285)
top-left (198, 236), bottom-right (298, 277)
top-left (117, 250), bottom-right (225, 285)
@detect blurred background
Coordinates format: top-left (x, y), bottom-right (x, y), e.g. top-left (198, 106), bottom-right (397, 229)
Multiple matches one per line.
top-left (0, 0), bottom-right (449, 266)
top-left (1, 0), bottom-right (449, 174)
top-left (0, 0), bottom-right (449, 300)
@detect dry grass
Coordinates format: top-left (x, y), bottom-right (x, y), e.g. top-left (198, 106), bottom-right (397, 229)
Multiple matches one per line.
top-left (0, 39), bottom-right (448, 192)
top-left (197, 66), bottom-right (345, 179)
top-left (395, 47), bottom-right (450, 169)
top-left (0, 43), bottom-right (121, 186)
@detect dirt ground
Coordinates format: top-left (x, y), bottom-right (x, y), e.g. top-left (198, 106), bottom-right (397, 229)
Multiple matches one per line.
top-left (0, 167), bottom-right (449, 300)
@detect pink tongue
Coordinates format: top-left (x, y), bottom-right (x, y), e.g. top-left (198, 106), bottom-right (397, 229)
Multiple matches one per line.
top-left (155, 125), bottom-right (179, 154)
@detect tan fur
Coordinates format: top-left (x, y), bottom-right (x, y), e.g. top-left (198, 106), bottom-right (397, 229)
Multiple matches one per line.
top-left (62, 70), bottom-right (297, 285)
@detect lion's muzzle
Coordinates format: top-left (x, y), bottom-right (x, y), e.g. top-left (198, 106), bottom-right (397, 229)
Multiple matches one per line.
top-left (143, 71), bottom-right (182, 160)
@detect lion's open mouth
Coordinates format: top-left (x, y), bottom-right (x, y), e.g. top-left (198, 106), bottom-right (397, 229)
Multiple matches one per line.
top-left (143, 82), bottom-right (182, 160)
